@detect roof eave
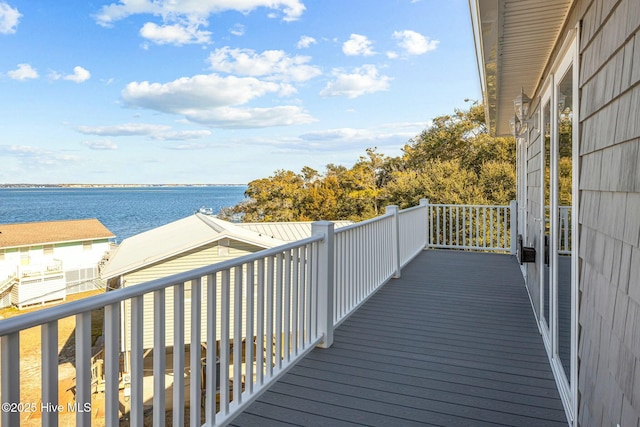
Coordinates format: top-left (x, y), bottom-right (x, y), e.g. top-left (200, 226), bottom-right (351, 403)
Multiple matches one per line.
top-left (469, 0), bottom-right (573, 136)
top-left (1, 234), bottom-right (115, 251)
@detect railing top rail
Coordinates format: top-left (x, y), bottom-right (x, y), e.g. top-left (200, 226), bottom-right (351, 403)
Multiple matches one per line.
top-left (398, 205), bottom-right (424, 214)
top-left (0, 234), bottom-right (323, 337)
top-left (428, 203), bottom-right (510, 209)
top-left (335, 211), bottom-right (392, 234)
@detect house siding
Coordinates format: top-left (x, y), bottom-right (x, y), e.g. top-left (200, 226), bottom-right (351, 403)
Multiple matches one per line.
top-left (577, 0), bottom-right (640, 425)
top-left (121, 239), bottom-right (265, 351)
top-left (523, 0), bottom-right (640, 425)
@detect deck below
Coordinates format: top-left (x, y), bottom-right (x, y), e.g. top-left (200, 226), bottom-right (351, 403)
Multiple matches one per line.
top-left (231, 250), bottom-right (567, 426)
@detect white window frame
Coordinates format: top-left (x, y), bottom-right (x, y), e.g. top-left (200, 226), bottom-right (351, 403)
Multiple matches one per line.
top-left (538, 27), bottom-right (579, 426)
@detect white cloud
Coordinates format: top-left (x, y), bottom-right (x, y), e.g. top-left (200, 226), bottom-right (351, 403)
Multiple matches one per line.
top-left (78, 123), bottom-right (213, 141)
top-left (342, 34), bottom-right (375, 56)
top-left (77, 123), bottom-right (172, 136)
top-left (0, 144), bottom-right (80, 166)
top-left (207, 47), bottom-right (321, 82)
top-left (0, 2), bottom-right (20, 34)
top-left (122, 74), bottom-right (280, 110)
top-left (121, 73), bottom-right (315, 128)
top-left (299, 123), bottom-right (421, 145)
top-left (50, 66), bottom-right (91, 83)
top-left (151, 130), bottom-right (212, 141)
top-left (82, 140), bottom-right (118, 150)
top-left (140, 22), bottom-right (211, 45)
top-left (65, 66), bottom-right (91, 83)
top-left (320, 65), bottom-right (391, 99)
top-left (260, 122), bottom-right (426, 156)
top-left (95, 0), bottom-right (306, 27)
top-left (8, 63), bottom-right (38, 80)
top-left (240, 122), bottom-right (422, 156)
top-left (172, 105), bottom-right (315, 128)
top-left (229, 23), bottom-right (245, 36)
top-left (167, 142), bottom-right (209, 150)
top-left (296, 35), bottom-right (316, 49)
top-left (392, 30), bottom-right (438, 55)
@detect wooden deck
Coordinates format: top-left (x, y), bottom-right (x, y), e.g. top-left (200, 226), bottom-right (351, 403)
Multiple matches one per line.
top-left (231, 250), bottom-right (567, 426)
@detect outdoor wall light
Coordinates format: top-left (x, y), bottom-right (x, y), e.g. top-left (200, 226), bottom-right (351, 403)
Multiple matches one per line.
top-left (509, 114), bottom-right (521, 137)
top-left (513, 87), bottom-right (531, 122)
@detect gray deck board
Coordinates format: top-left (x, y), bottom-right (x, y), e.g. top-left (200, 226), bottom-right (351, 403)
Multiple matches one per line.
top-left (231, 250), bottom-right (568, 427)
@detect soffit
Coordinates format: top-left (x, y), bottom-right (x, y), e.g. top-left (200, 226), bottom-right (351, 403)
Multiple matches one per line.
top-left (470, 0), bottom-right (572, 135)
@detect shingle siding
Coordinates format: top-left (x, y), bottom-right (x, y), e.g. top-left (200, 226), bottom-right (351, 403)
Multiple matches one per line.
top-left (576, 0), bottom-right (640, 424)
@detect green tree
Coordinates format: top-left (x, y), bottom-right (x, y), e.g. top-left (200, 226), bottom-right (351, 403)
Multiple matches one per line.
top-left (222, 102), bottom-right (516, 223)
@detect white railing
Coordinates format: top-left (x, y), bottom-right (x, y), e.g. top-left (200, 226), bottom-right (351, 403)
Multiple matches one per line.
top-left (0, 232), bottom-right (332, 427)
top-left (427, 202), bottom-right (517, 253)
top-left (332, 200), bottom-right (429, 326)
top-left (544, 206), bottom-right (572, 255)
top-left (333, 213), bottom-right (395, 325)
top-left (0, 275), bottom-right (16, 295)
top-left (19, 259), bottom-right (63, 278)
top-left (0, 200), bottom-right (434, 426)
top-left (398, 200), bottom-right (430, 267)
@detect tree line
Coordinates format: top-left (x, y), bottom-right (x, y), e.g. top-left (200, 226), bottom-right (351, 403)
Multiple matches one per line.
top-left (220, 103), bottom-right (516, 223)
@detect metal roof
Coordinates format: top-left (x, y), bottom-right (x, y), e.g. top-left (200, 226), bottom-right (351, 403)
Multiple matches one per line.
top-left (470, 0), bottom-right (573, 135)
top-left (100, 215), bottom-right (305, 278)
top-left (237, 221), bottom-right (353, 242)
top-left (0, 218), bottom-right (114, 249)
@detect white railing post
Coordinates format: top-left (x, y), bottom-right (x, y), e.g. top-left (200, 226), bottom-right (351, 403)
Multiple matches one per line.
top-left (1, 333), bottom-right (20, 427)
top-left (386, 205), bottom-right (401, 278)
top-left (510, 200), bottom-right (518, 255)
top-left (420, 199), bottom-right (429, 249)
top-left (42, 320), bottom-right (59, 427)
top-left (312, 221), bottom-right (334, 349)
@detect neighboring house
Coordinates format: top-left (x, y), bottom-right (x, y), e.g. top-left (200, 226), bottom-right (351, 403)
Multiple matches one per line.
top-left (100, 213), bottom-right (350, 365)
top-left (0, 218), bottom-right (115, 309)
top-left (471, 1), bottom-right (640, 425)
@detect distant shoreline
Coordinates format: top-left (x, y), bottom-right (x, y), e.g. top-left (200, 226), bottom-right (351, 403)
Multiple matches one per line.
top-left (0, 183), bottom-right (247, 189)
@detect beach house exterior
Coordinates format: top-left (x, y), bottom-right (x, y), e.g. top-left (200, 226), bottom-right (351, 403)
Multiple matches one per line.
top-left (470, 0), bottom-right (640, 424)
top-left (0, 218), bottom-right (114, 309)
top-left (4, 2), bottom-right (640, 424)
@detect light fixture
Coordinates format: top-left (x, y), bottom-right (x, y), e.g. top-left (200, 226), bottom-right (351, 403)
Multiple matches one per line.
top-left (558, 93), bottom-right (567, 112)
top-left (513, 87), bottom-right (531, 123)
top-left (509, 114), bottom-right (521, 137)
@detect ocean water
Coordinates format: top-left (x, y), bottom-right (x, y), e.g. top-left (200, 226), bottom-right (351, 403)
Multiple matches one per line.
top-left (0, 186), bottom-right (247, 242)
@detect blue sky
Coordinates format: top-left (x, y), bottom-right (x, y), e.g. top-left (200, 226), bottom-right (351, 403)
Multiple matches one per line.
top-left (0, 0), bottom-right (480, 184)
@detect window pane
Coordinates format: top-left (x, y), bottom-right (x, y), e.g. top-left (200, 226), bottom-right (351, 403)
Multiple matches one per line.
top-left (557, 64), bottom-right (573, 380)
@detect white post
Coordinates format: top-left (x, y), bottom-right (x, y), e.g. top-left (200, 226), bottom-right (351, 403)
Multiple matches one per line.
top-left (420, 199), bottom-right (429, 249)
top-left (312, 221), bottom-right (334, 349)
top-left (510, 200), bottom-right (518, 255)
top-left (42, 320), bottom-right (59, 427)
top-left (386, 205), bottom-right (401, 278)
top-left (1, 333), bottom-right (20, 427)
top-left (76, 311), bottom-right (92, 427)
top-left (104, 302), bottom-right (121, 427)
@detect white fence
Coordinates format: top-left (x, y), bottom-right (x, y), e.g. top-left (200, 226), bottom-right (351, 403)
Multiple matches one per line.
top-left (0, 202), bottom-right (430, 427)
top-left (544, 206), bottom-right (572, 255)
top-left (427, 202), bottom-right (517, 253)
top-left (332, 200), bottom-right (429, 326)
top-left (558, 206), bottom-right (571, 254)
top-left (65, 267), bottom-right (104, 294)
